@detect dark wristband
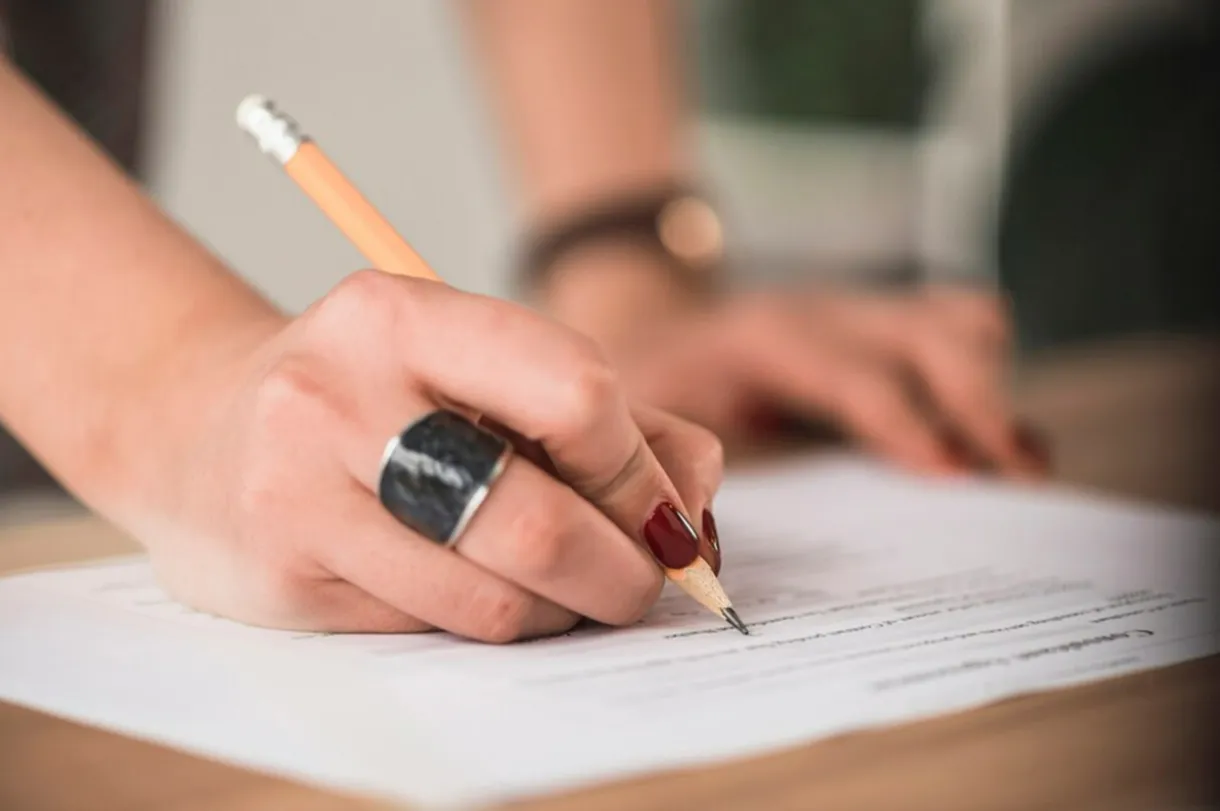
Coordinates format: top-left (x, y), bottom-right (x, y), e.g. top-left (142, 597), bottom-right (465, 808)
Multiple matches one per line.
top-left (518, 186), bottom-right (726, 296)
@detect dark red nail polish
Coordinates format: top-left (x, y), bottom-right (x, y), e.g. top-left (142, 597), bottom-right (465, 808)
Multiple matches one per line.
top-left (702, 510), bottom-right (722, 574)
top-left (642, 502), bottom-right (699, 570)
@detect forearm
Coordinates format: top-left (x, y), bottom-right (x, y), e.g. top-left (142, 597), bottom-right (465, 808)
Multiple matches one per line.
top-left (462, 0), bottom-right (690, 224)
top-left (0, 60), bottom-right (281, 511)
top-left (462, 0), bottom-right (703, 350)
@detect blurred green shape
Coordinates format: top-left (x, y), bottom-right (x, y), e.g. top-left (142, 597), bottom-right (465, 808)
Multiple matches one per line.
top-left (692, 0), bottom-right (932, 131)
top-left (997, 11), bottom-right (1220, 352)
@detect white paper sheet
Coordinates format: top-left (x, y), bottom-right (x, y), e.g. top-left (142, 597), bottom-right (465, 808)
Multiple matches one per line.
top-left (2, 457), bottom-right (1218, 808)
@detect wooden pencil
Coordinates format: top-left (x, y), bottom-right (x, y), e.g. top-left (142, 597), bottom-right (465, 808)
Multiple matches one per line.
top-left (235, 94), bottom-right (746, 635)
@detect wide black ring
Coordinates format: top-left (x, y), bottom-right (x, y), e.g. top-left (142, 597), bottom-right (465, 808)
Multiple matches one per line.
top-left (377, 410), bottom-right (512, 547)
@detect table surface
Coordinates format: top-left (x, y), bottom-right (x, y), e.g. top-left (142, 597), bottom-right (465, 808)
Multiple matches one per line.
top-left (2, 334), bottom-right (1218, 811)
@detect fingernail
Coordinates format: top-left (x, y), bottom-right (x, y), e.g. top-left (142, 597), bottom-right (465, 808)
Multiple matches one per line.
top-left (702, 510), bottom-right (722, 574)
top-left (642, 502), bottom-right (700, 570)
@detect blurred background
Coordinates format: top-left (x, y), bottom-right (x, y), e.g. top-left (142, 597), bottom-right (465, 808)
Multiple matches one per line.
top-left (1, 0), bottom-right (1218, 507)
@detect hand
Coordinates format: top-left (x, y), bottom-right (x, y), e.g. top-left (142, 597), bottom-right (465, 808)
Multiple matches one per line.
top-left (631, 286), bottom-right (1048, 477)
top-left (540, 246), bottom-right (1048, 479)
top-left (120, 270), bottom-right (723, 642)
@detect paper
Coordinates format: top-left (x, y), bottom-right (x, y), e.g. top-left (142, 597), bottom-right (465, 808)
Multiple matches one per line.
top-left (2, 457), bottom-right (1218, 808)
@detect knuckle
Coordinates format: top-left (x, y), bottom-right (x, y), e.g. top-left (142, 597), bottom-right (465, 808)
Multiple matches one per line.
top-left (937, 366), bottom-right (988, 407)
top-left (239, 361), bottom-right (331, 520)
top-left (469, 584), bottom-right (532, 644)
top-left (333, 268), bottom-right (398, 312)
top-left (250, 360), bottom-right (324, 427)
top-left (842, 373), bottom-right (906, 427)
top-left (501, 494), bottom-right (574, 579)
top-left (306, 269), bottom-right (403, 341)
top-left (907, 329), bottom-right (952, 371)
top-left (246, 362), bottom-right (334, 460)
top-left (613, 568), bottom-right (665, 626)
top-left (910, 336), bottom-right (988, 402)
top-left (552, 342), bottom-right (621, 436)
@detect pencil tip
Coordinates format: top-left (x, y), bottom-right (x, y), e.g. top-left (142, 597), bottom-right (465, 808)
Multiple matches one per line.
top-left (723, 607), bottom-right (749, 635)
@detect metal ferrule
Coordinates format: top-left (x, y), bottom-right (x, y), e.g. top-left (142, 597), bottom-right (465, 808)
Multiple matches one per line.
top-left (235, 94), bottom-right (308, 164)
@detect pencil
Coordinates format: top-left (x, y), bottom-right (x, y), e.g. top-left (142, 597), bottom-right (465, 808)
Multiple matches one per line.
top-left (235, 94), bottom-right (747, 636)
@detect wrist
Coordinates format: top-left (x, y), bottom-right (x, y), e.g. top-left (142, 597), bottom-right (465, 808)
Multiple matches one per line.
top-left (521, 184), bottom-right (727, 356)
top-left (95, 302), bottom-right (286, 522)
top-left (520, 186), bottom-right (725, 297)
top-left (538, 239), bottom-right (707, 361)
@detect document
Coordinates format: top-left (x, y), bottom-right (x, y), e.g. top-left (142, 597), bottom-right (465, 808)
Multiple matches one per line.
top-left (2, 457), bottom-right (1218, 808)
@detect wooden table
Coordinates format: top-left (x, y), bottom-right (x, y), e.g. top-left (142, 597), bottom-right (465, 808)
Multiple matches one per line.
top-left (2, 335), bottom-right (1218, 811)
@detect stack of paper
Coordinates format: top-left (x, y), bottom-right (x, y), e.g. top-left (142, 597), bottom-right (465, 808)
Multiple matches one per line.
top-left (2, 457), bottom-right (1217, 808)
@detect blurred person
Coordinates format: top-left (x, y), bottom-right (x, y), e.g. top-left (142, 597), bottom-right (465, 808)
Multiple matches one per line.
top-left (462, 0), bottom-right (1047, 475)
